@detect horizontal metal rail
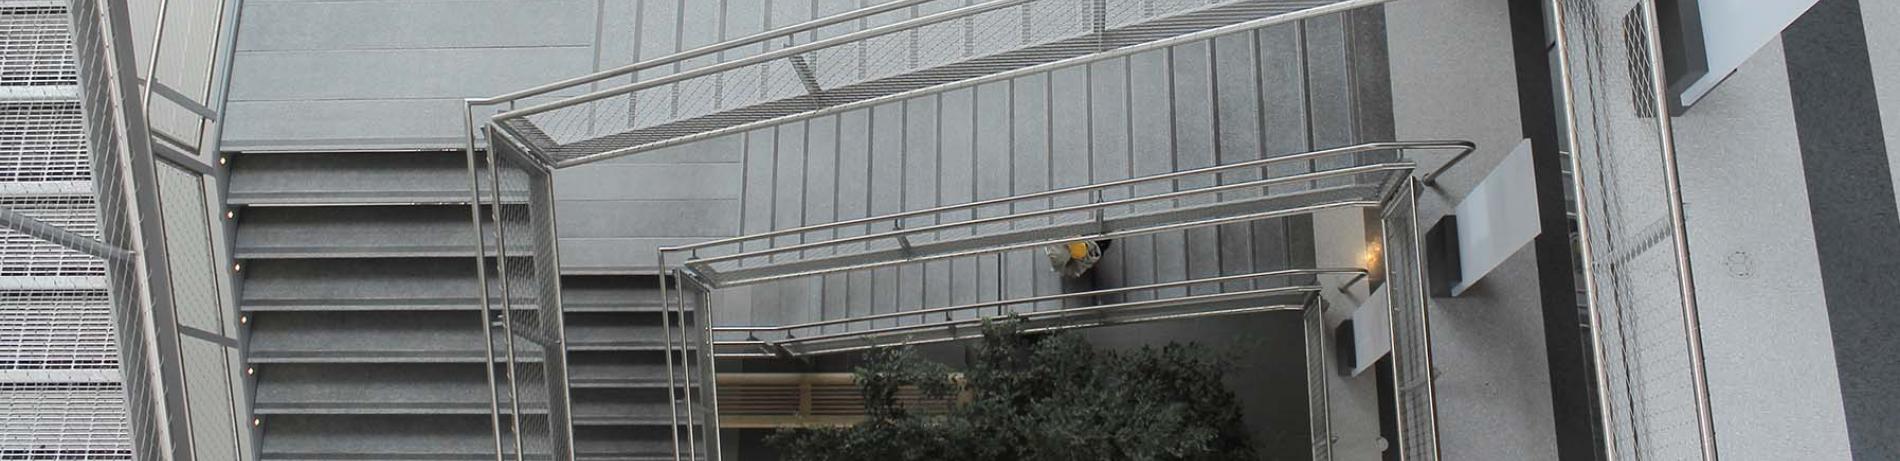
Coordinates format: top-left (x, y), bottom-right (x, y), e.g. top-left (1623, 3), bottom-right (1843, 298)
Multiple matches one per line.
top-left (538, 0), bottom-right (1406, 167)
top-left (496, 0), bottom-right (1040, 120)
top-left (692, 163), bottom-right (1410, 272)
top-left (718, 267), bottom-right (1365, 333)
top-left (470, 0), bottom-right (944, 107)
top-left (713, 285), bottom-right (1319, 358)
top-left (666, 140), bottom-right (1472, 256)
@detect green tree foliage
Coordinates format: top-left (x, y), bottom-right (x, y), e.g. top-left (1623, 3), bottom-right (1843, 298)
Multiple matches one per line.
top-left (769, 322), bottom-right (1256, 461)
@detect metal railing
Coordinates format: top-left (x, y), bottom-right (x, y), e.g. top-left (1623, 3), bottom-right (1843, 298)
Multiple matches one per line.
top-left (465, 1), bottom-right (1458, 459)
top-left (653, 140), bottom-right (1470, 460)
top-left (482, 0), bottom-right (1401, 168)
top-left (1551, 0), bottom-right (1715, 459)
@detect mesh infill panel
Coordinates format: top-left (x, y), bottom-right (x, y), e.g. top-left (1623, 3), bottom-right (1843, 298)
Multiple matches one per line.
top-left (496, 0), bottom-right (1344, 164)
top-left (1557, 0), bottom-right (1711, 458)
top-left (0, 4), bottom-right (76, 87)
top-left (0, 290), bottom-right (115, 369)
top-left (0, 102), bottom-right (90, 183)
top-left (1381, 180), bottom-right (1438, 460)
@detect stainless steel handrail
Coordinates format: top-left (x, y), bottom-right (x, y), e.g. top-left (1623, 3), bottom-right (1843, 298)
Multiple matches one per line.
top-left (688, 163), bottom-right (1414, 271)
top-left (716, 268), bottom-right (1365, 333)
top-left (539, 0), bottom-right (1406, 167)
top-left (495, 0), bottom-right (1039, 121)
top-left (761, 285), bottom-right (1320, 347)
top-left (667, 140), bottom-right (1474, 256)
top-left (472, 0), bottom-right (942, 108)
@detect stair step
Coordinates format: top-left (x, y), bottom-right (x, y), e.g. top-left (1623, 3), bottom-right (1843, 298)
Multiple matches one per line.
top-left (248, 311), bottom-right (543, 364)
top-left (228, 151), bottom-right (527, 206)
top-left (235, 205), bottom-right (519, 259)
top-left (257, 414), bottom-right (545, 460)
top-left (240, 258), bottom-right (485, 312)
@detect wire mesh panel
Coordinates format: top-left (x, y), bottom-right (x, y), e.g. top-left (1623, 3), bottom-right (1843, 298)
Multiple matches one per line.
top-left (493, 0), bottom-right (1358, 165)
top-left (477, 128), bottom-right (574, 461)
top-left (1380, 179), bottom-right (1438, 460)
top-left (1303, 298), bottom-right (1332, 461)
top-left (1553, 0), bottom-right (1712, 458)
top-left (0, 3), bottom-right (76, 87)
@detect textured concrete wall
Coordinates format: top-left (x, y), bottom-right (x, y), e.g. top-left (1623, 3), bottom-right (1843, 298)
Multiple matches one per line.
top-left (1673, 37), bottom-right (1853, 459)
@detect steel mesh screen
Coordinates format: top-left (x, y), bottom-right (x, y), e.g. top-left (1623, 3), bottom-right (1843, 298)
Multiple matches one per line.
top-left (1380, 179), bottom-right (1438, 460)
top-left (1555, 0), bottom-right (1710, 458)
top-left (478, 129), bottom-right (573, 461)
top-left (1302, 299), bottom-right (1332, 461)
top-left (495, 0), bottom-right (1343, 164)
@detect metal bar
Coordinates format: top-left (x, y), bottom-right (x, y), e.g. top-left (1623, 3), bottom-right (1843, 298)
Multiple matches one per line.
top-left (546, 0), bottom-right (1407, 167)
top-left (673, 272), bottom-right (697, 461)
top-left (497, 0), bottom-right (1042, 120)
top-left (720, 303), bottom-right (1310, 358)
top-left (531, 155), bottom-right (577, 459)
top-left (684, 273), bottom-right (723, 461)
top-left (690, 162), bottom-right (1418, 268)
top-left (148, 80), bottom-right (217, 121)
top-left (0, 205), bottom-right (132, 261)
top-left (471, 0), bottom-right (943, 105)
top-left (764, 286), bottom-right (1317, 346)
top-left (485, 140), bottom-right (527, 461)
top-left (665, 141), bottom-right (1470, 252)
top-left (714, 199), bottom-right (1384, 286)
top-left (657, 255), bottom-right (681, 461)
top-left (1548, 0), bottom-right (1618, 457)
top-left (462, 103), bottom-right (507, 461)
top-left (1637, 0), bottom-right (1716, 457)
top-left (717, 268), bottom-right (1364, 333)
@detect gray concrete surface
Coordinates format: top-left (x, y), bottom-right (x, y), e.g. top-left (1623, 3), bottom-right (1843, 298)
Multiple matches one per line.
top-left (1672, 37), bottom-right (1853, 458)
top-left (1383, 0), bottom-right (1561, 457)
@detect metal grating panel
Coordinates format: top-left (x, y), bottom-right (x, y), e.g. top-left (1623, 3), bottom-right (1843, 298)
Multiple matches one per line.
top-left (1381, 179), bottom-right (1439, 460)
top-left (0, 382), bottom-right (133, 457)
top-left (0, 4), bottom-right (76, 87)
top-left (0, 102), bottom-right (89, 183)
top-left (0, 195), bottom-right (102, 276)
top-left (0, 290), bottom-right (115, 369)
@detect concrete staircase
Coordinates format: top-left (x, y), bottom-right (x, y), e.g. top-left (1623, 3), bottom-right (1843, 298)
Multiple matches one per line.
top-left (229, 151), bottom-right (685, 460)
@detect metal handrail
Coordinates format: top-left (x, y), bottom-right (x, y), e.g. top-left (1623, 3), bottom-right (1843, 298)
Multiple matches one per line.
top-left (532, 0), bottom-right (1407, 167)
top-left (761, 285), bottom-right (1320, 347)
top-left (472, 0), bottom-right (944, 108)
top-left (716, 268), bottom-right (1364, 334)
top-left (689, 163), bottom-right (1413, 272)
top-left (495, 0), bottom-right (1038, 121)
top-left (667, 140), bottom-right (1474, 256)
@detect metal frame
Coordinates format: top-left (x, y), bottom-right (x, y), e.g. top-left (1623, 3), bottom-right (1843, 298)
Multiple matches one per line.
top-left (463, 1), bottom-right (1464, 459)
top-left (648, 140), bottom-right (1465, 460)
top-left (0, 0), bottom-right (248, 459)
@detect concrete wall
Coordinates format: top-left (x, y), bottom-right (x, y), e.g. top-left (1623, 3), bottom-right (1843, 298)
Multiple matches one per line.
top-left (1672, 37), bottom-right (1852, 458)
